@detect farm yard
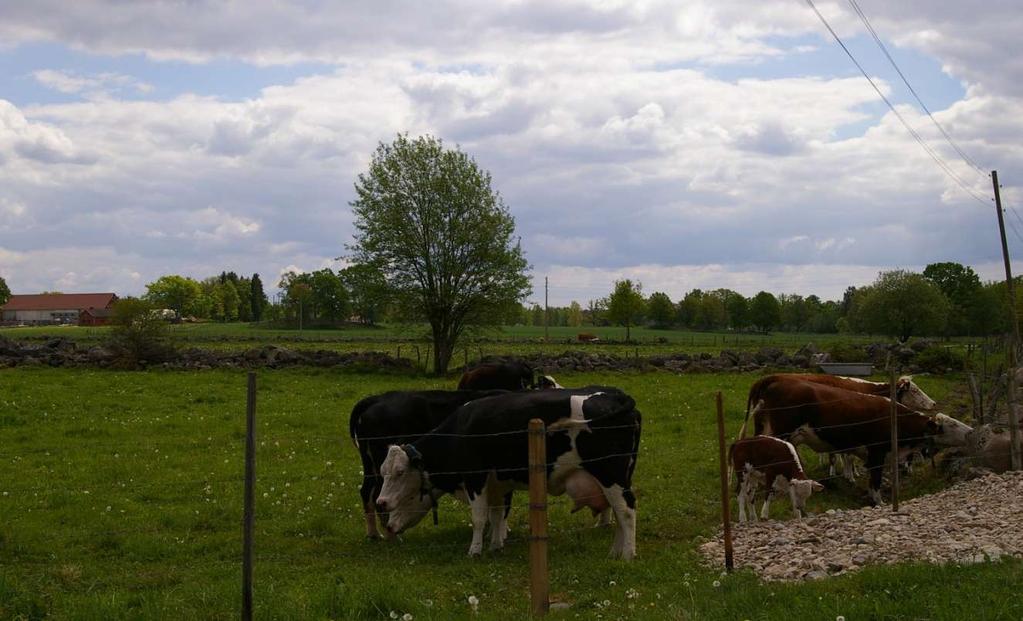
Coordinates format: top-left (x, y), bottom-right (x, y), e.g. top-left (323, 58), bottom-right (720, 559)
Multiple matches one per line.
top-left (2, 362), bottom-right (1021, 620)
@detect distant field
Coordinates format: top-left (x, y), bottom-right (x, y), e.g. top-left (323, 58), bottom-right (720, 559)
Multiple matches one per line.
top-left (1, 367), bottom-right (1019, 620)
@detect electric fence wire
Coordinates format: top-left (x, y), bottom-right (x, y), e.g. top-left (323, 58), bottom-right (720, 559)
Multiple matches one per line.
top-left (803, 0), bottom-right (991, 208)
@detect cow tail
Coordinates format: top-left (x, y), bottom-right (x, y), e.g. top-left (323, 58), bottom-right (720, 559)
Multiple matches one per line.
top-left (737, 380), bottom-right (758, 440)
top-left (348, 395), bottom-right (377, 451)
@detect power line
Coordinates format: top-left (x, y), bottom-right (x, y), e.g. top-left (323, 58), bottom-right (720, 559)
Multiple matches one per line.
top-left (845, 0), bottom-right (987, 177)
top-left (803, 0), bottom-right (991, 208)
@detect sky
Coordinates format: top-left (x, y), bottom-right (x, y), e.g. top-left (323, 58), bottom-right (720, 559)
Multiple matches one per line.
top-left (1, 0), bottom-right (1021, 306)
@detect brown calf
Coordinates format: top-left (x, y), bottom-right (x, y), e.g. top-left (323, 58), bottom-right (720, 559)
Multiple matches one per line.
top-left (729, 435), bottom-right (823, 521)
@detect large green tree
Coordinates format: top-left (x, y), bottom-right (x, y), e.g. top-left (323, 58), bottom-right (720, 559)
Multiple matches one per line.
top-left (250, 273), bottom-right (268, 321)
top-left (349, 134), bottom-right (531, 374)
top-left (923, 261), bottom-right (983, 336)
top-left (145, 275), bottom-right (202, 319)
top-left (606, 279), bottom-right (645, 341)
top-left (749, 291), bottom-right (781, 333)
top-left (857, 270), bottom-right (949, 341)
top-left (0, 275), bottom-right (10, 306)
top-left (646, 291), bottom-right (675, 328)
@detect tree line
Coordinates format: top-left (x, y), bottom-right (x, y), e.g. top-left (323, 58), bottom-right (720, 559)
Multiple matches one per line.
top-left (523, 262), bottom-right (1019, 341)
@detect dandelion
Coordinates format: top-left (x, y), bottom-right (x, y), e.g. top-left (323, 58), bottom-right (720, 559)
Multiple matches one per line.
top-left (837, 617), bottom-right (845, 621)
top-left (609, 580), bottom-right (616, 586)
top-left (468, 595), bottom-right (479, 613)
top-left (402, 614), bottom-right (413, 621)
top-left (389, 612), bottom-right (398, 619)
top-left (712, 580), bottom-right (721, 588)
top-left (626, 588), bottom-right (639, 600)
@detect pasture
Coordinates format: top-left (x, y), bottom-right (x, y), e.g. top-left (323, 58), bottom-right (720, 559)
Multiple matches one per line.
top-left (1, 367), bottom-right (1020, 620)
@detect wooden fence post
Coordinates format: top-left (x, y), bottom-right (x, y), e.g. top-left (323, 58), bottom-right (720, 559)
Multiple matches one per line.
top-left (242, 372), bottom-right (257, 621)
top-left (889, 367), bottom-right (899, 512)
top-left (715, 392), bottom-right (733, 572)
top-left (528, 419), bottom-right (549, 617)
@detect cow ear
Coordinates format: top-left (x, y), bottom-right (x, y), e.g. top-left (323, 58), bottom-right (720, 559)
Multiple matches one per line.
top-left (811, 481), bottom-right (824, 492)
top-left (402, 444), bottom-right (423, 468)
top-left (926, 418), bottom-right (940, 434)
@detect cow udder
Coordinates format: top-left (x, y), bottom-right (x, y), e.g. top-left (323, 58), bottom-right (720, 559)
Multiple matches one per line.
top-left (565, 470), bottom-right (609, 516)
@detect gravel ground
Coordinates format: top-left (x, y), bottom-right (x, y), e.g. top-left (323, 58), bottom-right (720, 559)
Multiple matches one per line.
top-left (699, 471), bottom-right (1023, 581)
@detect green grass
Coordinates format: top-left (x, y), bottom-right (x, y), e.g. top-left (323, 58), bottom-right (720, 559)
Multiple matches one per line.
top-left (0, 368), bottom-right (1018, 620)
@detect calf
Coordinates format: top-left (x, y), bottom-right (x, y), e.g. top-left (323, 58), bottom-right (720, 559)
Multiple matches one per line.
top-left (730, 436), bottom-right (823, 521)
top-left (754, 381), bottom-right (971, 504)
top-left (375, 387), bottom-right (642, 559)
top-left (349, 389), bottom-right (507, 538)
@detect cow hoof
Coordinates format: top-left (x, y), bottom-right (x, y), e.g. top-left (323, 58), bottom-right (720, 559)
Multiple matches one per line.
top-left (468, 546), bottom-right (483, 558)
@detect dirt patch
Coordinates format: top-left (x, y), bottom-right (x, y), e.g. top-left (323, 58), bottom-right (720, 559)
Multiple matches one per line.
top-left (699, 471), bottom-right (1023, 581)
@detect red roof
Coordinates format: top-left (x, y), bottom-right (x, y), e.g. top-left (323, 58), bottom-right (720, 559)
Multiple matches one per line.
top-left (1, 293), bottom-right (118, 311)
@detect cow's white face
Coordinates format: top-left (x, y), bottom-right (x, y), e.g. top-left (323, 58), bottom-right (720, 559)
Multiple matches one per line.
top-left (376, 445), bottom-right (433, 534)
top-left (932, 413), bottom-right (972, 447)
top-left (899, 377), bottom-right (937, 411)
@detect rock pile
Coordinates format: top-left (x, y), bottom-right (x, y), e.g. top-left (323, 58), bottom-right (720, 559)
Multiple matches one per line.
top-left (699, 471), bottom-right (1023, 581)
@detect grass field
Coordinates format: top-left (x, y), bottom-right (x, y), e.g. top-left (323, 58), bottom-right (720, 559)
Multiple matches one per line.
top-left (1, 367), bottom-right (1020, 620)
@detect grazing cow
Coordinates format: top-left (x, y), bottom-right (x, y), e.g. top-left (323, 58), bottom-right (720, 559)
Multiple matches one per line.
top-left (751, 381), bottom-right (970, 504)
top-left (458, 359), bottom-right (536, 391)
top-left (577, 333), bottom-right (599, 343)
top-left (739, 373), bottom-right (938, 479)
top-left (375, 387), bottom-right (642, 559)
top-left (730, 436), bottom-right (823, 521)
top-left (349, 389), bottom-right (508, 538)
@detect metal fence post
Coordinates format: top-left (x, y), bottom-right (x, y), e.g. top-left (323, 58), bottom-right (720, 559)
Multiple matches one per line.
top-left (528, 419), bottom-right (549, 617)
top-left (716, 392), bottom-right (733, 572)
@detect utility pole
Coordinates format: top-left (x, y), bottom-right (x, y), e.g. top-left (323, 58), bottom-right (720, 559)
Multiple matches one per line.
top-left (544, 276), bottom-right (549, 343)
top-left (992, 170), bottom-right (1022, 470)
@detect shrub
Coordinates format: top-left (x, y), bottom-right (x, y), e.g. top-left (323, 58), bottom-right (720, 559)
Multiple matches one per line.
top-left (914, 346), bottom-right (965, 373)
top-left (106, 298), bottom-right (176, 367)
top-left (826, 342), bottom-right (866, 363)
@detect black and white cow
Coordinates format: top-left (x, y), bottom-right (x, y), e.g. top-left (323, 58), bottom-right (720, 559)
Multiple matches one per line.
top-left (375, 387), bottom-right (642, 559)
top-left (349, 389), bottom-right (507, 538)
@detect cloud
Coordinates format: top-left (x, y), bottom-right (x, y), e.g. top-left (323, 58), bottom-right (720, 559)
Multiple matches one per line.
top-left (32, 69), bottom-right (153, 98)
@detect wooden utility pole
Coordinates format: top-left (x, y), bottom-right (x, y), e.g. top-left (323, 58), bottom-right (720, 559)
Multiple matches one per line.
top-left (544, 276), bottom-right (549, 343)
top-left (992, 170), bottom-right (1022, 470)
top-left (715, 392), bottom-right (734, 571)
top-left (889, 367), bottom-right (900, 511)
top-left (527, 419), bottom-right (549, 616)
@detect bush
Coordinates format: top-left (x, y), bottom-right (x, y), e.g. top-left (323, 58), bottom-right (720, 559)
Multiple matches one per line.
top-left (106, 298), bottom-right (176, 367)
top-left (826, 342), bottom-right (866, 363)
top-left (914, 346), bottom-right (965, 373)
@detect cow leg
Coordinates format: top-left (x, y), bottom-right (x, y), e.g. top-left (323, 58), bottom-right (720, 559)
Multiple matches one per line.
top-left (866, 448), bottom-right (886, 506)
top-left (759, 486), bottom-right (775, 520)
top-left (787, 484), bottom-right (803, 519)
top-left (842, 454), bottom-right (857, 483)
top-left (467, 494), bottom-right (489, 557)
top-left (487, 484), bottom-right (508, 551)
top-left (826, 453), bottom-right (836, 477)
top-left (601, 484), bottom-right (636, 560)
top-left (595, 507), bottom-right (612, 527)
top-left (736, 474), bottom-right (749, 523)
top-left (359, 449), bottom-right (383, 539)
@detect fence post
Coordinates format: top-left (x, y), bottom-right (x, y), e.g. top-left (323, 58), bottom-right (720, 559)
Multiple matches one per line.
top-left (889, 367), bottom-right (899, 512)
top-left (715, 392), bottom-right (733, 572)
top-left (242, 372), bottom-right (257, 621)
top-left (528, 419), bottom-right (549, 617)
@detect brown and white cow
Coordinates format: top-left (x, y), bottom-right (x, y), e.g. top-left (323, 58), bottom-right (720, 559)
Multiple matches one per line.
top-left (740, 373), bottom-right (938, 480)
top-left (748, 380), bottom-right (970, 504)
top-left (730, 435), bottom-right (824, 521)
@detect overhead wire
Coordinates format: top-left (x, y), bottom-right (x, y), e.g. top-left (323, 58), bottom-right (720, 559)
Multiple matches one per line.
top-left (802, 0), bottom-right (991, 208)
top-left (845, 0), bottom-right (988, 177)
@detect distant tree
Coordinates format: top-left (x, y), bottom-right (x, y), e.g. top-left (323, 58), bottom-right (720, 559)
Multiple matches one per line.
top-left (349, 134), bottom-right (531, 374)
top-left (924, 262), bottom-right (983, 336)
top-left (779, 294), bottom-right (810, 332)
top-left (695, 291), bottom-right (727, 330)
top-left (723, 290), bottom-right (749, 331)
top-left (646, 292), bottom-right (675, 328)
top-left (749, 291), bottom-right (781, 333)
top-left (220, 280), bottom-right (240, 322)
top-left (857, 270), bottom-right (949, 341)
top-left (587, 297), bottom-right (607, 326)
top-left (250, 273), bottom-right (268, 321)
top-left (309, 268), bottom-right (350, 323)
top-left (145, 275), bottom-right (202, 318)
top-left (566, 301), bottom-right (583, 327)
top-left (340, 263), bottom-right (390, 325)
top-left (676, 289), bottom-right (702, 328)
top-left (530, 304), bottom-right (544, 327)
top-left (0, 275), bottom-right (10, 306)
top-left (606, 279), bottom-right (645, 341)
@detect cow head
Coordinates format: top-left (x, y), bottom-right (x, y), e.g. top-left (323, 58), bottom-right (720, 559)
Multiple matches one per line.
top-left (787, 479), bottom-right (825, 515)
top-left (897, 376), bottom-right (937, 411)
top-left (536, 375), bottom-right (563, 389)
top-left (375, 445), bottom-right (435, 534)
top-left (927, 413), bottom-right (972, 447)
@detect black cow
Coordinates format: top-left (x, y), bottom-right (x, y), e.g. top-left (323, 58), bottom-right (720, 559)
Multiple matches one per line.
top-left (457, 359), bottom-right (536, 391)
top-left (349, 389), bottom-right (507, 538)
top-left (375, 387), bottom-right (642, 559)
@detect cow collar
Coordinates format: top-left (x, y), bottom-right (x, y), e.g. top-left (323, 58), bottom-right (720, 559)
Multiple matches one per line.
top-left (402, 444), bottom-right (439, 526)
